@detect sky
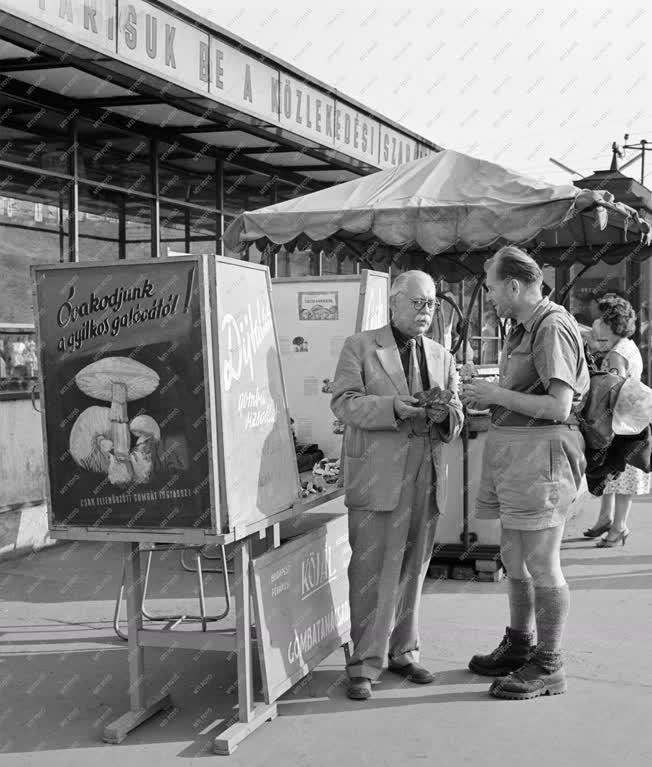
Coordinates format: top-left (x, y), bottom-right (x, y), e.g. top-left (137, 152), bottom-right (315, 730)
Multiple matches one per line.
top-left (178, 0), bottom-right (652, 186)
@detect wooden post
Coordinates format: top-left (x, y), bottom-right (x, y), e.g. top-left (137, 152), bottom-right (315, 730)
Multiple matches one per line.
top-left (125, 542), bottom-right (145, 711)
top-left (213, 536), bottom-right (277, 755)
top-left (103, 543), bottom-right (172, 744)
top-left (265, 523), bottom-right (280, 550)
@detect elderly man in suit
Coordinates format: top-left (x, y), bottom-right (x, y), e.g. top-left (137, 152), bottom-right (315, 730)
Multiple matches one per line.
top-left (331, 270), bottom-right (463, 700)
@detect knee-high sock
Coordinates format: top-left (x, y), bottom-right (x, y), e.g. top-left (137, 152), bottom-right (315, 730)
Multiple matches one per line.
top-left (534, 584), bottom-right (570, 662)
top-left (507, 577), bottom-right (535, 634)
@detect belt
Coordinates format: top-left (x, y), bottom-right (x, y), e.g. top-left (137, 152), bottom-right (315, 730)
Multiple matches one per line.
top-left (491, 414), bottom-right (580, 428)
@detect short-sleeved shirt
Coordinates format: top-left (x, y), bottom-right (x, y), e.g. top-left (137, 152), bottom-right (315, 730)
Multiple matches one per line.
top-left (491, 297), bottom-right (590, 427)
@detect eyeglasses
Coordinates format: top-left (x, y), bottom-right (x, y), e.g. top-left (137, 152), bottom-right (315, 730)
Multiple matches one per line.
top-left (408, 298), bottom-right (440, 312)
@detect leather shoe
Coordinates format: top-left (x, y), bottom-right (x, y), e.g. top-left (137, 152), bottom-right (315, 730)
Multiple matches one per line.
top-left (347, 676), bottom-right (372, 700)
top-left (387, 661), bottom-right (435, 684)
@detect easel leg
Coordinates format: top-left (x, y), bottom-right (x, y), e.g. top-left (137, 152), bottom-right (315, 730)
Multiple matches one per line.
top-left (103, 543), bottom-right (172, 744)
top-left (213, 537), bottom-right (277, 755)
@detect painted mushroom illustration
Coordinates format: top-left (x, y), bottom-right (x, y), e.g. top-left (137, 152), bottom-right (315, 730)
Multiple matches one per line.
top-left (129, 414), bottom-right (161, 484)
top-left (74, 357), bottom-right (160, 486)
top-left (69, 405), bottom-right (112, 474)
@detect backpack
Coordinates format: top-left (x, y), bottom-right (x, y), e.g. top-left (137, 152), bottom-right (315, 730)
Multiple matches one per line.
top-left (573, 351), bottom-right (626, 451)
top-left (531, 306), bottom-right (626, 451)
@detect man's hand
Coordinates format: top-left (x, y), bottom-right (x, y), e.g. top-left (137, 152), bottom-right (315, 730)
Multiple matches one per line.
top-left (460, 378), bottom-right (501, 410)
top-left (394, 395), bottom-right (426, 420)
top-left (426, 404), bottom-right (449, 424)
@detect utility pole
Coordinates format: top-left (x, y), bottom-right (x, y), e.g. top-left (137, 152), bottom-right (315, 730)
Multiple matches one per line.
top-left (622, 134), bottom-right (652, 184)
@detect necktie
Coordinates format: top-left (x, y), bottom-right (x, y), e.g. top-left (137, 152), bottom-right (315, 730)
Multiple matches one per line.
top-left (407, 338), bottom-right (423, 395)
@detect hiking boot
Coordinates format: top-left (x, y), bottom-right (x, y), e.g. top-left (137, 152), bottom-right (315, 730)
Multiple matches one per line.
top-left (489, 657), bottom-right (566, 700)
top-left (468, 627), bottom-right (535, 677)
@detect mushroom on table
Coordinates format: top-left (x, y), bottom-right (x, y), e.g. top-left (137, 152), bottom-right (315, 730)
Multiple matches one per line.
top-left (75, 357), bottom-right (160, 485)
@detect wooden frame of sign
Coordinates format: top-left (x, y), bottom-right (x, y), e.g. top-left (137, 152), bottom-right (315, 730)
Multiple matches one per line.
top-left (30, 255), bottom-right (302, 754)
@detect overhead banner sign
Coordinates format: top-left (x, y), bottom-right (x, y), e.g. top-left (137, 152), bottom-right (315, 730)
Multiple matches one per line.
top-left (333, 102), bottom-right (378, 167)
top-left (117, 0), bottom-right (209, 95)
top-left (0, 0), bottom-right (435, 167)
top-left (209, 37), bottom-right (279, 124)
top-left (252, 514), bottom-right (351, 704)
top-left (0, 0), bottom-right (117, 56)
top-left (278, 74), bottom-right (335, 147)
top-left (378, 124), bottom-right (418, 169)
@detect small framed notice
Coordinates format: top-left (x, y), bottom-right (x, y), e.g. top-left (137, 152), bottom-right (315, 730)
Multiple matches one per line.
top-left (298, 291), bottom-right (339, 321)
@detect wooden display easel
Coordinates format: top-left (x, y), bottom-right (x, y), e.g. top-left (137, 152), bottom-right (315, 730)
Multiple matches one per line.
top-left (31, 256), bottom-right (348, 754)
top-left (103, 525), bottom-right (281, 755)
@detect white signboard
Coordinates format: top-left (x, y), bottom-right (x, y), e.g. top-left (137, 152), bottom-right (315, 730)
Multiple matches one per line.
top-left (355, 269), bottom-right (390, 332)
top-left (272, 277), bottom-right (360, 460)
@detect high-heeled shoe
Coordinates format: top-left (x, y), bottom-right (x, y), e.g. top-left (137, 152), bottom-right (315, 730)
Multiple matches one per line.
top-left (596, 528), bottom-right (630, 548)
top-left (583, 522), bottom-right (612, 538)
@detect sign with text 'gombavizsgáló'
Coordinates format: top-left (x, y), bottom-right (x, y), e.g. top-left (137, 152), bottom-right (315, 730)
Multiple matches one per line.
top-left (251, 513), bottom-right (351, 703)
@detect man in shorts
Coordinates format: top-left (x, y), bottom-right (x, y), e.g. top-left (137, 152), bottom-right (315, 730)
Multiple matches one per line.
top-left (461, 246), bottom-right (589, 700)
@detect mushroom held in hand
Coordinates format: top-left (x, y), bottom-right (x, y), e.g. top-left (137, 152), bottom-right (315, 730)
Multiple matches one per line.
top-left (75, 357), bottom-right (160, 484)
top-left (413, 385), bottom-right (453, 407)
top-left (69, 406), bottom-right (112, 473)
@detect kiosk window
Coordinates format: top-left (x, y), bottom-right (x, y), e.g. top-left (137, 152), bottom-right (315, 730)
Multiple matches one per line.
top-left (0, 170), bottom-right (67, 325)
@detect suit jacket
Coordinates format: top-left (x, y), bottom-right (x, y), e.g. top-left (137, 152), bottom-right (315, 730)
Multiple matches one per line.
top-left (331, 324), bottom-right (463, 512)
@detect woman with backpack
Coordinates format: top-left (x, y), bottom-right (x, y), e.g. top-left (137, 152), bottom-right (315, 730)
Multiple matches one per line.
top-left (583, 296), bottom-right (650, 546)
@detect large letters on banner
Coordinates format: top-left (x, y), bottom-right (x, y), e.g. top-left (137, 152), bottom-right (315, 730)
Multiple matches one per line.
top-left (215, 258), bottom-right (298, 532)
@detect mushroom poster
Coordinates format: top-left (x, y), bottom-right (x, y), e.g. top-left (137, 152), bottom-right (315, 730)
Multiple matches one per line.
top-left (32, 258), bottom-right (214, 532)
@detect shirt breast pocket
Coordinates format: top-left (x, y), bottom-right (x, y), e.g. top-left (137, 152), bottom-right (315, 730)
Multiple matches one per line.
top-left (502, 349), bottom-right (539, 390)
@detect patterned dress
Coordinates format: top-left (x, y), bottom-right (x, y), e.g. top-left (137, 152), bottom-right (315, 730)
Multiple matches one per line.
top-left (602, 338), bottom-right (651, 495)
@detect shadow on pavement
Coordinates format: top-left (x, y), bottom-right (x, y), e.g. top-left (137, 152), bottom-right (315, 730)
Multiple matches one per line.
top-left (565, 569), bottom-right (652, 590)
top-left (0, 645), bottom-right (248, 755)
top-left (275, 666), bottom-right (490, 717)
top-left (563, 555), bottom-right (652, 567)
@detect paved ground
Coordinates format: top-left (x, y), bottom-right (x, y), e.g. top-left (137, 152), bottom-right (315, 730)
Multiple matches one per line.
top-left (1, 495), bottom-right (651, 767)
